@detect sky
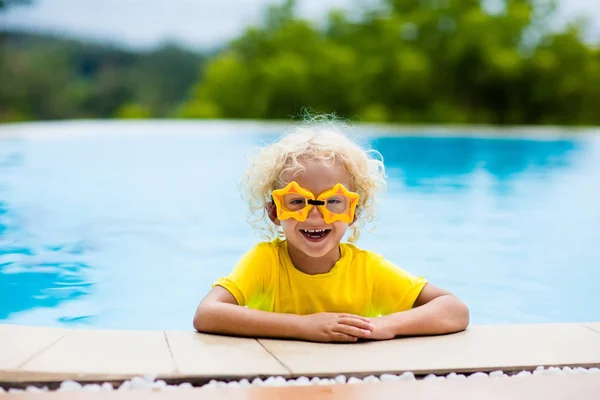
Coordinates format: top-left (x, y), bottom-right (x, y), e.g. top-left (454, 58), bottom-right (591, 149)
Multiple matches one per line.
top-left (1, 0), bottom-right (599, 51)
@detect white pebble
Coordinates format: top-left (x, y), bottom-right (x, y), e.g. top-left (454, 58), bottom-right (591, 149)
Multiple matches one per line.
top-left (294, 377), bottom-right (310, 386)
top-left (83, 384), bottom-right (102, 392)
top-left (363, 375), bottom-right (380, 383)
top-left (489, 370), bottom-right (505, 378)
top-left (468, 372), bottom-right (489, 380)
top-left (274, 376), bottom-right (287, 386)
top-left (251, 378), bottom-right (264, 386)
top-left (60, 380), bottom-right (83, 391)
top-left (101, 383), bottom-right (114, 392)
top-left (264, 376), bottom-right (276, 386)
top-left (152, 380), bottom-right (167, 390)
top-left (379, 374), bottom-right (398, 382)
top-left (546, 367), bottom-right (563, 375)
top-left (399, 371), bottom-right (416, 381)
top-left (27, 367), bottom-right (600, 394)
top-left (515, 370), bottom-right (532, 378)
top-left (266, 379), bottom-right (278, 387)
top-left (130, 377), bottom-right (149, 390)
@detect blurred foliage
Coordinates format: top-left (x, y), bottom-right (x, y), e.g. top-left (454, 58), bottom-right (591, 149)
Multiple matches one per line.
top-left (181, 0), bottom-right (600, 125)
top-left (1, 0), bottom-right (599, 125)
top-left (0, 0), bottom-right (33, 11)
top-left (115, 103), bottom-right (152, 119)
top-left (0, 33), bottom-right (205, 121)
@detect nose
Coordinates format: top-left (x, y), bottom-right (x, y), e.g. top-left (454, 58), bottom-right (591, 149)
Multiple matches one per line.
top-left (306, 204), bottom-right (324, 221)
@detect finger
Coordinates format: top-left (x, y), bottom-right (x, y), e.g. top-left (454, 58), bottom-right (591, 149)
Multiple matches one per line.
top-left (334, 324), bottom-right (373, 339)
top-left (339, 316), bottom-right (375, 331)
top-left (339, 313), bottom-right (372, 323)
top-left (330, 332), bottom-right (359, 343)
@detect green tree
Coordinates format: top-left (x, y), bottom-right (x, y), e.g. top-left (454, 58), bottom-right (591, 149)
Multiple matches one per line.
top-left (180, 0), bottom-right (600, 125)
top-left (0, 32), bottom-right (205, 122)
top-left (116, 103), bottom-right (152, 119)
top-left (2, 0), bottom-right (599, 126)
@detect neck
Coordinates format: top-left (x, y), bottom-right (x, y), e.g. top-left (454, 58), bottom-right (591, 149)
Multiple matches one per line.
top-left (286, 243), bottom-right (341, 275)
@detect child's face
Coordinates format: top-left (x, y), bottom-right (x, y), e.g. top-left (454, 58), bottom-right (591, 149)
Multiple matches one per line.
top-left (269, 158), bottom-right (354, 259)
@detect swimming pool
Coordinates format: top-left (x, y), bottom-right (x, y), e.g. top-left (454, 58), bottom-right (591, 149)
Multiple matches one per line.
top-left (1, 121), bottom-right (599, 330)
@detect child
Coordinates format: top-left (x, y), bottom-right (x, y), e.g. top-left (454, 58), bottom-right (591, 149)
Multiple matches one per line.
top-left (193, 118), bottom-right (469, 342)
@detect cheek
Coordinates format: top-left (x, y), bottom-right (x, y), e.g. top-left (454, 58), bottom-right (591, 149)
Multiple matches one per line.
top-left (332, 221), bottom-right (349, 232)
top-left (280, 219), bottom-right (298, 231)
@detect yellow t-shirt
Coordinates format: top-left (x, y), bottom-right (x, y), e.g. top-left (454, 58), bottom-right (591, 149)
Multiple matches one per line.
top-left (213, 239), bottom-right (428, 317)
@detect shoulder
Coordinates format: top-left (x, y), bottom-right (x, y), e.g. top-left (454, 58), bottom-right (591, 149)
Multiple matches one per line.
top-left (340, 242), bottom-right (409, 275)
top-left (225, 239), bottom-right (284, 282)
top-left (248, 239), bottom-right (280, 252)
top-left (339, 242), bottom-right (386, 265)
top-left (239, 238), bottom-right (284, 264)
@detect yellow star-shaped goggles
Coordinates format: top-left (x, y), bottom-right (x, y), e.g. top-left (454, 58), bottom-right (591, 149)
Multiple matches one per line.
top-left (271, 181), bottom-right (360, 224)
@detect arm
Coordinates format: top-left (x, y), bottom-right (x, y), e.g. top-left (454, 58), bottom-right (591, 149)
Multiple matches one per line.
top-left (193, 286), bottom-right (303, 339)
top-left (193, 286), bottom-right (374, 342)
top-left (372, 283), bottom-right (470, 339)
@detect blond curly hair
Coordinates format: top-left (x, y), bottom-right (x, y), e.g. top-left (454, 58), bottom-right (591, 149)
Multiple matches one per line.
top-left (239, 116), bottom-right (386, 243)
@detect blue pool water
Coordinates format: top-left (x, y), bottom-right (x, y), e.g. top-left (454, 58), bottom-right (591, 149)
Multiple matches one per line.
top-left (1, 121), bottom-right (599, 330)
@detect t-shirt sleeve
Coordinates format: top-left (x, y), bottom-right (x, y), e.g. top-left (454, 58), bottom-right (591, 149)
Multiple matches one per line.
top-left (212, 243), bottom-right (275, 307)
top-left (369, 253), bottom-right (428, 315)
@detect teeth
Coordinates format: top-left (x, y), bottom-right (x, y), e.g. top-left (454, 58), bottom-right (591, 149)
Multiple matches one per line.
top-left (304, 229), bottom-right (326, 233)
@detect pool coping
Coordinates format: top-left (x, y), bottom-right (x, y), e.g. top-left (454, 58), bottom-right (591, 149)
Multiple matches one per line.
top-left (2, 322), bottom-right (600, 386)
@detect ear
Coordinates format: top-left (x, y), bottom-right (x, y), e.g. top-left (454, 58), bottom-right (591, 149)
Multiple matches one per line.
top-left (266, 202), bottom-right (281, 226)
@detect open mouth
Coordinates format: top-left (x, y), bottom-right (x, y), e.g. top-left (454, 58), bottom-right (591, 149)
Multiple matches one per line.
top-left (300, 229), bottom-right (331, 241)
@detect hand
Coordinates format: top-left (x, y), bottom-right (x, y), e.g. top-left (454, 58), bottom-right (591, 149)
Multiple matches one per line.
top-left (367, 316), bottom-right (397, 340)
top-left (297, 313), bottom-right (375, 343)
